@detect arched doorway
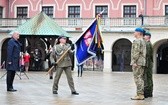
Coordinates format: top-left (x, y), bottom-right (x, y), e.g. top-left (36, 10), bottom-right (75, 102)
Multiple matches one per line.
top-left (1, 38), bottom-right (10, 66)
top-left (112, 39), bottom-right (132, 72)
top-left (157, 41), bottom-right (168, 74)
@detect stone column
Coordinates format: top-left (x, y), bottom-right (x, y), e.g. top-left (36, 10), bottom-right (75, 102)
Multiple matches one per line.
top-left (103, 50), bottom-right (112, 72)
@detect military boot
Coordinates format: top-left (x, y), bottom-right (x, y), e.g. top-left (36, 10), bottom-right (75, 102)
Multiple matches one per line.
top-left (131, 94), bottom-right (145, 100)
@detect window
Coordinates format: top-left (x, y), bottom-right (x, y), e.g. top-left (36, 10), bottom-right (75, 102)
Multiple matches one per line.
top-left (68, 6), bottom-right (80, 18)
top-left (165, 5), bottom-right (168, 16)
top-left (95, 6), bottom-right (108, 18)
top-left (42, 6), bottom-right (53, 18)
top-left (123, 5), bottom-right (136, 18)
top-left (68, 6), bottom-right (80, 26)
top-left (17, 7), bottom-right (28, 18)
top-left (0, 7), bottom-right (3, 18)
top-left (123, 5), bottom-right (136, 26)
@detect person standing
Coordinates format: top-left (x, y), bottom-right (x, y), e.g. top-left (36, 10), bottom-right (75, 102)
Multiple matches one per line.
top-left (144, 31), bottom-right (153, 98)
top-left (130, 27), bottom-right (146, 100)
top-left (20, 52), bottom-right (25, 72)
top-left (77, 64), bottom-right (84, 77)
top-left (50, 36), bottom-right (79, 95)
top-left (33, 49), bottom-right (41, 70)
top-left (6, 31), bottom-right (21, 92)
top-left (24, 52), bottom-right (30, 72)
top-left (138, 12), bottom-right (144, 25)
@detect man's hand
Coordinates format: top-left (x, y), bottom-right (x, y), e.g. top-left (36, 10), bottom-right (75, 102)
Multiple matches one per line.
top-left (8, 62), bottom-right (12, 64)
top-left (132, 63), bottom-right (137, 67)
top-left (71, 44), bottom-right (75, 51)
top-left (52, 62), bottom-right (57, 66)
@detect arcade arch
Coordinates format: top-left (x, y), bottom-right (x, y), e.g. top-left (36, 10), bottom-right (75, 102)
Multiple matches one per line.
top-left (1, 38), bottom-right (10, 65)
top-left (153, 39), bottom-right (168, 74)
top-left (112, 38), bottom-right (132, 72)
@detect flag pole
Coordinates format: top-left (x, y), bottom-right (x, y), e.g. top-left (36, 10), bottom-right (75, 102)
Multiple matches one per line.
top-left (91, 9), bottom-right (105, 71)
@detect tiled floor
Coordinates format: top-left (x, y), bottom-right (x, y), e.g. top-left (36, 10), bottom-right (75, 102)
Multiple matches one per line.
top-left (0, 70), bottom-right (168, 105)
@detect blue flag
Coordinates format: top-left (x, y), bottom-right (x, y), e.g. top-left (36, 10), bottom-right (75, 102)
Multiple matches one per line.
top-left (75, 19), bottom-right (99, 65)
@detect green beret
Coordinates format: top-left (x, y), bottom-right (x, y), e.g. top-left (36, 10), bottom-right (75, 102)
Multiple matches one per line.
top-left (145, 31), bottom-right (151, 36)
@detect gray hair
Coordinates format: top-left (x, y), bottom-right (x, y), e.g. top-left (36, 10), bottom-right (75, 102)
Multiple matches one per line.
top-left (12, 31), bottom-right (19, 36)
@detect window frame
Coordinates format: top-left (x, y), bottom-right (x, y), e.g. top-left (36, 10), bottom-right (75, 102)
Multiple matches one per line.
top-left (123, 5), bottom-right (136, 18)
top-left (165, 5), bottom-right (168, 16)
top-left (0, 6), bottom-right (3, 18)
top-left (95, 5), bottom-right (108, 18)
top-left (42, 6), bottom-right (54, 18)
top-left (68, 6), bottom-right (80, 18)
top-left (17, 7), bottom-right (28, 18)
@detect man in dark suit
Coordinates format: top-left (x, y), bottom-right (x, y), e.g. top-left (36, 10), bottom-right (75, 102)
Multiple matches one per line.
top-left (50, 36), bottom-right (79, 95)
top-left (6, 31), bottom-right (21, 92)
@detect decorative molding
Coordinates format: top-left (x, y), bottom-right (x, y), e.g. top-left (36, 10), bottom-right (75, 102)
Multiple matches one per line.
top-left (153, 0), bottom-right (163, 10)
top-left (82, 0), bottom-right (114, 11)
top-left (33, 0), bottom-right (42, 11)
top-left (11, 0), bottom-right (33, 12)
top-left (115, 0), bottom-right (143, 10)
top-left (54, 0), bottom-right (67, 11)
top-left (11, 0), bottom-right (17, 12)
top-left (27, 0), bottom-right (34, 11)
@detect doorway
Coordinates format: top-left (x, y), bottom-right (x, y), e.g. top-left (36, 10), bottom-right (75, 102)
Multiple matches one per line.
top-left (112, 39), bottom-right (132, 72)
top-left (157, 42), bottom-right (168, 74)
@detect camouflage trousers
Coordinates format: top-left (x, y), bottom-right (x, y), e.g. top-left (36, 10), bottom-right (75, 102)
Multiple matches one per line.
top-left (144, 63), bottom-right (153, 96)
top-left (132, 66), bottom-right (145, 95)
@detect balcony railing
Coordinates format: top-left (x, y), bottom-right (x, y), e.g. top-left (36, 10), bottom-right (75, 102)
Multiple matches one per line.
top-left (0, 16), bottom-right (168, 29)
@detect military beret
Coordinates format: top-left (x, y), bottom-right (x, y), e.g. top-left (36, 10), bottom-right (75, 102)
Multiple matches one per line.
top-left (58, 34), bottom-right (67, 39)
top-left (145, 31), bottom-right (151, 36)
top-left (135, 27), bottom-right (144, 33)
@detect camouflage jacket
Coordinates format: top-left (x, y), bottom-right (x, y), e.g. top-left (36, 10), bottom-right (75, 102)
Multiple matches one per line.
top-left (130, 38), bottom-right (146, 66)
top-left (50, 43), bottom-right (72, 67)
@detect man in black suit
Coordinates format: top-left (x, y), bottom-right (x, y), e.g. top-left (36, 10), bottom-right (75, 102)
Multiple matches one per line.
top-left (6, 31), bottom-right (21, 92)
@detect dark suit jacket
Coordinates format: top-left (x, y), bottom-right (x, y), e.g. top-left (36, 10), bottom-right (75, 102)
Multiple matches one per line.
top-left (6, 38), bottom-right (21, 71)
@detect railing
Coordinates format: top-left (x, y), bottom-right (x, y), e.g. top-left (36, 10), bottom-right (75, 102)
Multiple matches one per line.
top-left (0, 16), bottom-right (168, 28)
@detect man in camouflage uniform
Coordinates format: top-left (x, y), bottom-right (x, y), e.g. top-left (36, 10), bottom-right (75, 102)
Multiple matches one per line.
top-left (130, 27), bottom-right (146, 100)
top-left (144, 31), bottom-right (153, 98)
top-left (50, 36), bottom-right (79, 95)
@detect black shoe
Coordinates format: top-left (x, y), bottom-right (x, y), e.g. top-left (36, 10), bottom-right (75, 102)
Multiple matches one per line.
top-left (72, 91), bottom-right (79, 95)
top-left (144, 95), bottom-right (148, 98)
top-left (7, 89), bottom-right (17, 92)
top-left (144, 94), bottom-right (153, 98)
top-left (50, 76), bottom-right (53, 79)
top-left (53, 91), bottom-right (58, 94)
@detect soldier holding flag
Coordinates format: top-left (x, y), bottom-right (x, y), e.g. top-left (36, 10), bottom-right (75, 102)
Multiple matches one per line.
top-left (50, 35), bottom-right (79, 95)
